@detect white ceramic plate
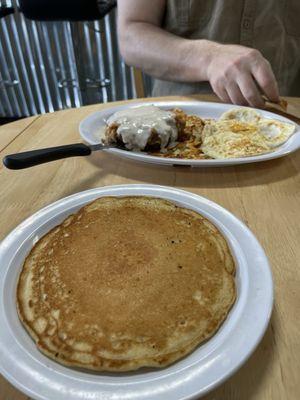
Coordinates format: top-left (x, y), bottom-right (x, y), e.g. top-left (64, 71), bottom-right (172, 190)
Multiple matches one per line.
top-left (0, 185), bottom-right (273, 400)
top-left (79, 101), bottom-right (300, 166)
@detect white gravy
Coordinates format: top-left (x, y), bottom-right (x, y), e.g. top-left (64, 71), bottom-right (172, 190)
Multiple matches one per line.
top-left (106, 105), bottom-right (178, 150)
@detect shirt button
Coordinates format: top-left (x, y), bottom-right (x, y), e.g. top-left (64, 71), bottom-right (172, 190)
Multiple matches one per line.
top-left (243, 18), bottom-right (251, 29)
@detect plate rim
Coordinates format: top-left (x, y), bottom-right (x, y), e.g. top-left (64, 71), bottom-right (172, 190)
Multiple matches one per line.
top-left (0, 184), bottom-right (274, 400)
top-left (79, 100), bottom-right (300, 166)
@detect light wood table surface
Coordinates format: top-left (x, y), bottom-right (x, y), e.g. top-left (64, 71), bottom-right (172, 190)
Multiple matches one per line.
top-left (0, 94), bottom-right (299, 400)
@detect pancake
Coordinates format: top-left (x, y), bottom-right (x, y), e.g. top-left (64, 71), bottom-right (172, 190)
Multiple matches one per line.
top-left (17, 196), bottom-right (236, 371)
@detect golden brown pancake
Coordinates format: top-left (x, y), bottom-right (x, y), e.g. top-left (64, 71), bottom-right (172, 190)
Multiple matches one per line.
top-left (17, 196), bottom-right (236, 371)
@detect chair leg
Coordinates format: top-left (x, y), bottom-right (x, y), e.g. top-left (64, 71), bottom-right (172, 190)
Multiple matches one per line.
top-left (133, 67), bottom-right (145, 98)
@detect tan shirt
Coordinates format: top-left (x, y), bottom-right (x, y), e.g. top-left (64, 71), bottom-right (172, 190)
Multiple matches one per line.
top-left (152, 0), bottom-right (300, 96)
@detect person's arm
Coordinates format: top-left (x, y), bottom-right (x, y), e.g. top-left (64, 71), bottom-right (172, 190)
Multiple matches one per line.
top-left (117, 0), bottom-right (279, 107)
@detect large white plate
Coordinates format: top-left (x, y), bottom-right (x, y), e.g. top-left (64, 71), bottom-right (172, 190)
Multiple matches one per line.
top-left (0, 185), bottom-right (273, 400)
top-left (79, 101), bottom-right (300, 166)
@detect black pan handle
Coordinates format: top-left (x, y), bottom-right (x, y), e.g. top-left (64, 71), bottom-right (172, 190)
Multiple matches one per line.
top-left (3, 143), bottom-right (92, 170)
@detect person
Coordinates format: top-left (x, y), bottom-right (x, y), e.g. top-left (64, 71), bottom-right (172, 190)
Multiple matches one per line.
top-left (117, 0), bottom-right (300, 107)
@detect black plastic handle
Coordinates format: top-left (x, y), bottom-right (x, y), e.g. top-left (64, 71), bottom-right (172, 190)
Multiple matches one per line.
top-left (18, 0), bottom-right (116, 21)
top-left (3, 143), bottom-right (92, 170)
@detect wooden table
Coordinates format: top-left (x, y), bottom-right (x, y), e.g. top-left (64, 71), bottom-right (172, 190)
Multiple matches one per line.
top-left (0, 95), bottom-right (299, 400)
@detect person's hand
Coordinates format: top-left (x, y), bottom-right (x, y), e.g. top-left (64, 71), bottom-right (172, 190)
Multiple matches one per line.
top-left (206, 43), bottom-right (279, 108)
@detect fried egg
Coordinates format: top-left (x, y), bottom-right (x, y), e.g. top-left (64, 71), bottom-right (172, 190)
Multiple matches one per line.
top-left (258, 119), bottom-right (295, 147)
top-left (201, 120), bottom-right (270, 159)
top-left (220, 108), bottom-right (261, 124)
top-left (203, 108), bottom-right (296, 159)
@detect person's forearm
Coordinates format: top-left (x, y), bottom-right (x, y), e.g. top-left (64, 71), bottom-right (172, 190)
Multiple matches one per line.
top-left (118, 18), bottom-right (279, 107)
top-left (118, 21), bottom-right (217, 82)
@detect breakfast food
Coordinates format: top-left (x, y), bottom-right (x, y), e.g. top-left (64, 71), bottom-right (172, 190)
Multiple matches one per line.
top-left (219, 108), bottom-right (261, 124)
top-left (258, 119), bottom-right (295, 148)
top-left (104, 105), bottom-right (295, 160)
top-left (17, 196), bottom-right (236, 371)
top-left (263, 95), bottom-right (288, 113)
top-left (151, 108), bottom-right (207, 159)
top-left (201, 119), bottom-right (270, 159)
top-left (201, 107), bottom-right (295, 158)
top-left (104, 105), bottom-right (188, 151)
